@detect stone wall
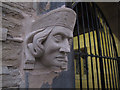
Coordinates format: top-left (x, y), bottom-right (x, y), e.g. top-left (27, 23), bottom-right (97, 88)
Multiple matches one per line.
top-left (1, 2), bottom-right (66, 88)
top-left (2, 2), bottom-right (35, 88)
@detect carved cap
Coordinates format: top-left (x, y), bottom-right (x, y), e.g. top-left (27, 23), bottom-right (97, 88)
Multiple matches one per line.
top-left (32, 7), bottom-right (76, 31)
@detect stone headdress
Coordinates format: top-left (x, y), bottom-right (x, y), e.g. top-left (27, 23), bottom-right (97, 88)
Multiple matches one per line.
top-left (32, 6), bottom-right (76, 31)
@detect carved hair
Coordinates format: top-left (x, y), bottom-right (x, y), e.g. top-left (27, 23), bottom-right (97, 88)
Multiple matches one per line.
top-left (24, 26), bottom-right (55, 65)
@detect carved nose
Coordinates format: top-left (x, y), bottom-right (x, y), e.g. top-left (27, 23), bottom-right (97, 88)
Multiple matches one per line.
top-left (59, 39), bottom-right (70, 53)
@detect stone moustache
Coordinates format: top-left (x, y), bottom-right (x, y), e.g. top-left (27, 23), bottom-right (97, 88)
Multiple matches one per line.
top-left (24, 6), bottom-right (76, 71)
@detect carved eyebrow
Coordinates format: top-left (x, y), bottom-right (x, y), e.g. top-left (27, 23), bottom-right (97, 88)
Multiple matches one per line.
top-left (53, 32), bottom-right (73, 39)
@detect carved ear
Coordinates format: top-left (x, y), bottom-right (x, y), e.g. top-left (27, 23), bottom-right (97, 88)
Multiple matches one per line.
top-left (36, 38), bottom-right (44, 50)
top-left (28, 38), bottom-right (44, 58)
top-left (27, 43), bottom-right (37, 56)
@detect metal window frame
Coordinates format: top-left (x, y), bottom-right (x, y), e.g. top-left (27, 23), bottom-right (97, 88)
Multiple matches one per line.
top-left (66, 2), bottom-right (120, 89)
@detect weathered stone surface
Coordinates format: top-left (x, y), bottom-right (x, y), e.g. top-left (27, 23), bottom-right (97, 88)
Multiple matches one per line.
top-left (2, 75), bottom-right (19, 88)
top-left (3, 2), bottom-right (35, 14)
top-left (2, 67), bottom-right (21, 88)
top-left (1, 67), bottom-right (9, 75)
top-left (2, 2), bottom-right (33, 88)
top-left (2, 19), bottom-right (22, 37)
top-left (1, 28), bottom-right (8, 41)
top-left (2, 42), bottom-right (22, 66)
top-left (2, 3), bottom-right (24, 20)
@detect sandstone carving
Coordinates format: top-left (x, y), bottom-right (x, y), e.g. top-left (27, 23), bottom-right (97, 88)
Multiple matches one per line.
top-left (23, 6), bottom-right (76, 71)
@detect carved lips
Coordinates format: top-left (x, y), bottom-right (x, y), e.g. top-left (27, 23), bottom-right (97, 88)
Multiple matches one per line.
top-left (56, 55), bottom-right (68, 62)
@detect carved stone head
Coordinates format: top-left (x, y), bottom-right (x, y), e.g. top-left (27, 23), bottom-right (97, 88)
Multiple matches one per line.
top-left (24, 7), bottom-right (76, 71)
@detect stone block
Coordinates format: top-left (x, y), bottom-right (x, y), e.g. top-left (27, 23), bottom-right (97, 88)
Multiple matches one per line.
top-left (2, 79), bottom-right (17, 88)
top-left (2, 3), bottom-right (24, 20)
top-left (2, 19), bottom-right (22, 37)
top-left (1, 67), bottom-right (9, 75)
top-left (0, 28), bottom-right (8, 41)
top-left (2, 70), bottom-right (21, 88)
top-left (3, 2), bottom-right (34, 13)
top-left (2, 75), bottom-right (13, 81)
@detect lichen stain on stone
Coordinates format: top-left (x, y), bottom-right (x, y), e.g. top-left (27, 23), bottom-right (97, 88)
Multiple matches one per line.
top-left (29, 71), bottom-right (60, 88)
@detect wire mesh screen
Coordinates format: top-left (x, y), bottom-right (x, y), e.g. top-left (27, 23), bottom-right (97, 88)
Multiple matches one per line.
top-left (72, 2), bottom-right (120, 89)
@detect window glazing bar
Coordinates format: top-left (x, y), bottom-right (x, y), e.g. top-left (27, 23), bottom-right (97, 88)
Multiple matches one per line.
top-left (99, 20), bottom-right (108, 89)
top-left (105, 24), bottom-right (115, 88)
top-left (100, 14), bottom-right (112, 89)
top-left (109, 31), bottom-right (119, 88)
top-left (93, 3), bottom-right (105, 89)
top-left (75, 5), bottom-right (82, 89)
top-left (90, 3), bottom-right (100, 89)
top-left (85, 3), bottom-right (95, 89)
top-left (81, 2), bottom-right (89, 89)
top-left (108, 26), bottom-right (117, 88)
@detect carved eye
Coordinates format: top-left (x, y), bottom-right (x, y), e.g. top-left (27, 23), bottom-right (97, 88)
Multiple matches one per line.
top-left (68, 39), bottom-right (72, 46)
top-left (54, 34), bottom-right (63, 43)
